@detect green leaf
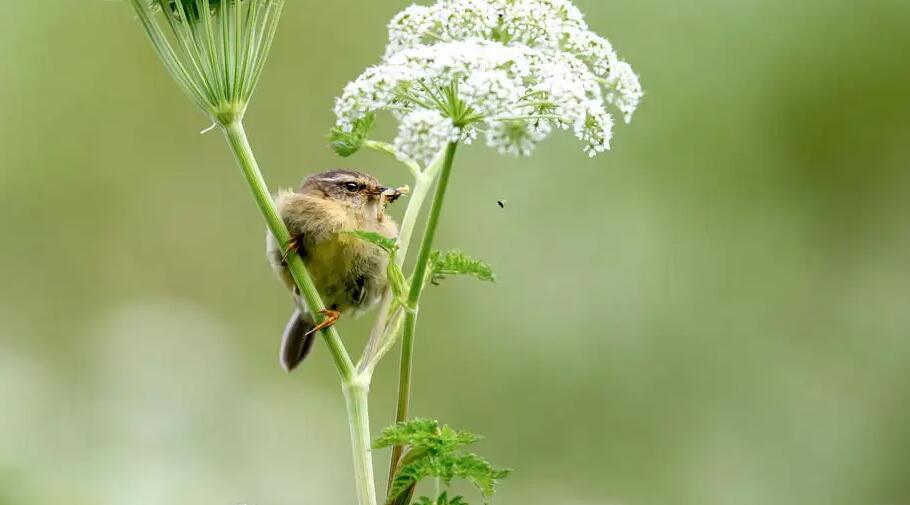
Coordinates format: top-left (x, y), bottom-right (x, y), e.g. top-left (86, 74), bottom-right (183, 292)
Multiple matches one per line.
top-left (429, 250), bottom-right (496, 284)
top-left (378, 419), bottom-right (509, 504)
top-left (374, 418), bottom-right (438, 449)
top-left (387, 261), bottom-right (410, 307)
top-left (446, 452), bottom-right (511, 498)
top-left (386, 452), bottom-right (510, 504)
top-left (374, 419), bottom-right (481, 451)
top-left (343, 229), bottom-right (398, 253)
top-left (414, 492), bottom-right (469, 505)
top-left (329, 113), bottom-right (375, 157)
top-left (343, 230), bottom-right (412, 309)
top-left (387, 457), bottom-right (433, 504)
top-left (389, 482), bottom-right (418, 505)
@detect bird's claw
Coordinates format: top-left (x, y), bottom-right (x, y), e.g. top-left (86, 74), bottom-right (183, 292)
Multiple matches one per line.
top-left (305, 309), bottom-right (341, 336)
top-left (281, 236), bottom-right (300, 265)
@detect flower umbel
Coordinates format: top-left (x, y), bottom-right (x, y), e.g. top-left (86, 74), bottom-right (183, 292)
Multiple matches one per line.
top-left (131, 0), bottom-right (285, 125)
top-left (334, 0), bottom-right (642, 160)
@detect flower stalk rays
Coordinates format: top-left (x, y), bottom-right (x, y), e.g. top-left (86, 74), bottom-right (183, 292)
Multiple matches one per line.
top-left (130, 0), bottom-right (284, 125)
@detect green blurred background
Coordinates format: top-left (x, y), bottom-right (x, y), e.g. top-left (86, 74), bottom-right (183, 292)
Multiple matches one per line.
top-left (2, 1), bottom-right (909, 504)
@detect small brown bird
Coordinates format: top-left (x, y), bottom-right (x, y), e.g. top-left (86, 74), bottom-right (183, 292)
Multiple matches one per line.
top-left (266, 170), bottom-right (403, 372)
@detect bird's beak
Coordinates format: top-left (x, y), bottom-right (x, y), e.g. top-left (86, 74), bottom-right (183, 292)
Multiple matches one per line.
top-left (367, 188), bottom-right (386, 204)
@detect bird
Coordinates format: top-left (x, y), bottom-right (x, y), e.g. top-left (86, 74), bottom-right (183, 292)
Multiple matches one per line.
top-left (266, 169), bottom-right (403, 372)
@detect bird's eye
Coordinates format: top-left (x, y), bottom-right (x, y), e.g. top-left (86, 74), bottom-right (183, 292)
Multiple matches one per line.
top-left (344, 182), bottom-right (360, 193)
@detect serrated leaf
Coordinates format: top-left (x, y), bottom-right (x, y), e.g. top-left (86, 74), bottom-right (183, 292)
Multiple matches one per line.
top-left (414, 491), bottom-right (469, 505)
top-left (374, 418), bottom-right (440, 449)
top-left (343, 230), bottom-right (414, 309)
top-left (386, 452), bottom-right (509, 504)
top-left (429, 250), bottom-right (496, 285)
top-left (379, 419), bottom-right (508, 505)
top-left (374, 418), bottom-right (481, 451)
top-left (389, 482), bottom-right (417, 505)
top-left (446, 452), bottom-right (511, 498)
top-left (343, 229), bottom-right (398, 253)
top-left (387, 458), bottom-right (432, 504)
top-left (329, 113), bottom-right (375, 157)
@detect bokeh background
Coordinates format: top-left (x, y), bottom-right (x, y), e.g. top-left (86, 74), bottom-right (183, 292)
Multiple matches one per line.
top-left (2, 1), bottom-right (910, 504)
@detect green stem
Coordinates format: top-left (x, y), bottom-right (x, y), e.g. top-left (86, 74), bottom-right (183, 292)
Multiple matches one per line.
top-left (357, 147), bottom-right (447, 376)
top-left (406, 142), bottom-right (459, 306)
top-left (223, 121), bottom-right (374, 505)
top-left (396, 171), bottom-right (435, 262)
top-left (387, 141), bottom-right (459, 486)
top-left (387, 310), bottom-right (417, 487)
top-left (343, 378), bottom-right (378, 505)
top-left (363, 140), bottom-right (421, 177)
top-left (221, 120), bottom-right (355, 381)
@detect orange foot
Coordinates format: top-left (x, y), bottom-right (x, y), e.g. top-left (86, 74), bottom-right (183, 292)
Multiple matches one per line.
top-left (281, 236), bottom-right (300, 265)
top-left (306, 309), bottom-right (341, 336)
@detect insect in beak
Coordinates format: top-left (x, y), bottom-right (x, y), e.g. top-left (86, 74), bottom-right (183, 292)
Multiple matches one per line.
top-left (380, 185), bottom-right (409, 204)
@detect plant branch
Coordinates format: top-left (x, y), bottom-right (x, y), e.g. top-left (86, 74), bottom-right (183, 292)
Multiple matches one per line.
top-left (356, 147), bottom-right (447, 376)
top-left (405, 142), bottom-right (459, 308)
top-left (387, 141), bottom-right (459, 487)
top-left (387, 309), bottom-right (418, 489)
top-left (397, 149), bottom-right (447, 258)
top-left (364, 140), bottom-right (421, 178)
top-left (222, 120), bottom-right (355, 381)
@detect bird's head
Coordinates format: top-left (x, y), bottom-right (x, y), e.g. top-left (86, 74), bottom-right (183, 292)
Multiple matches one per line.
top-left (299, 169), bottom-right (403, 219)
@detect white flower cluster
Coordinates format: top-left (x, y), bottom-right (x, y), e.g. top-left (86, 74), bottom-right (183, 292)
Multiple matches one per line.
top-left (333, 0), bottom-right (642, 163)
top-left (393, 109), bottom-right (459, 166)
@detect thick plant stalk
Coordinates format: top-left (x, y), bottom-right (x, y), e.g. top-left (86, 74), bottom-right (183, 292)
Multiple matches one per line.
top-left (129, 4), bottom-right (382, 505)
top-left (222, 120), bottom-right (355, 380)
top-left (387, 141), bottom-right (459, 485)
top-left (344, 379), bottom-right (378, 505)
top-left (223, 120), bottom-right (377, 504)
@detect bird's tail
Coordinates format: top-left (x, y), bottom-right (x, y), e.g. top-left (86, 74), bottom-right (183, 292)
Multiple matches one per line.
top-left (279, 307), bottom-right (317, 372)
